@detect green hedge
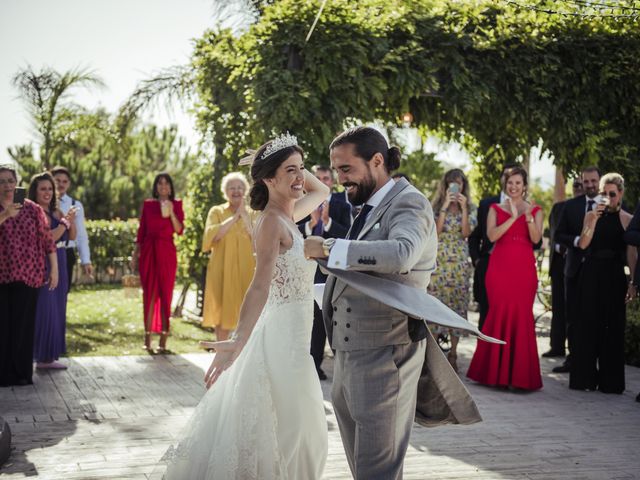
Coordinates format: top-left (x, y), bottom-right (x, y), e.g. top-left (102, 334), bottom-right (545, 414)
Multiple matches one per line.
top-left (85, 219), bottom-right (139, 283)
top-left (626, 300), bottom-right (640, 367)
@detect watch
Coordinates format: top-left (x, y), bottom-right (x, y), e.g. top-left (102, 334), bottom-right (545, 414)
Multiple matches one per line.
top-left (322, 238), bottom-right (336, 257)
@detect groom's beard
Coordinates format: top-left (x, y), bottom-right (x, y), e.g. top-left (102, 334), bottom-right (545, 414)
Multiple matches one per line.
top-left (344, 171), bottom-right (376, 206)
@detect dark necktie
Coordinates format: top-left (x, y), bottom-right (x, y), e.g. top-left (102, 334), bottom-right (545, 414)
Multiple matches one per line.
top-left (587, 199), bottom-right (595, 212)
top-left (348, 204), bottom-right (373, 240)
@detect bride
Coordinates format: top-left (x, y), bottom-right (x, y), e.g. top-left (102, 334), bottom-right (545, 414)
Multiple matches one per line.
top-left (163, 133), bottom-right (330, 479)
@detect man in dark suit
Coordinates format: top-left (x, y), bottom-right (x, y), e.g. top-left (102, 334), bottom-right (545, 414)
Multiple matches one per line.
top-left (298, 165), bottom-right (351, 380)
top-left (553, 166), bottom-right (601, 373)
top-left (624, 201), bottom-right (640, 402)
top-left (469, 164), bottom-right (519, 330)
top-left (543, 178), bottom-right (584, 358)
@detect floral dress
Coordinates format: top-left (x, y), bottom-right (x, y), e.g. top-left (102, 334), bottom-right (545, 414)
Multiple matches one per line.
top-left (429, 207), bottom-right (477, 337)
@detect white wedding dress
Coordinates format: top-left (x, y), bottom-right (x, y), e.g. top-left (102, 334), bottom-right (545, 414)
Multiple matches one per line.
top-left (163, 226), bottom-right (328, 479)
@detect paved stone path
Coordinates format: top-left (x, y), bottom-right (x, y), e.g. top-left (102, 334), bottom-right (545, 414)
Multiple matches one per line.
top-left (1, 313), bottom-right (639, 479)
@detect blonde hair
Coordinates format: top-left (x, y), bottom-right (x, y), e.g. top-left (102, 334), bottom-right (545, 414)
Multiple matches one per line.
top-left (221, 172), bottom-right (250, 200)
top-left (600, 172), bottom-right (624, 192)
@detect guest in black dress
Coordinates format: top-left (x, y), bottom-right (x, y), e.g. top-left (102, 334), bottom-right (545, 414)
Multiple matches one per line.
top-left (570, 173), bottom-right (636, 393)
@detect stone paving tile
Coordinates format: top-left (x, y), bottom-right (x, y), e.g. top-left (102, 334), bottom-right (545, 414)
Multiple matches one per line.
top-left (1, 313), bottom-right (639, 479)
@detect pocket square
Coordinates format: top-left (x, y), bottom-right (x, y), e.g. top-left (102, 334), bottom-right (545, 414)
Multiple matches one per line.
top-left (373, 223), bottom-right (380, 230)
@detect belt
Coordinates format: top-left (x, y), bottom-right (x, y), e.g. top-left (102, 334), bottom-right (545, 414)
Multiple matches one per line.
top-left (56, 241), bottom-right (67, 248)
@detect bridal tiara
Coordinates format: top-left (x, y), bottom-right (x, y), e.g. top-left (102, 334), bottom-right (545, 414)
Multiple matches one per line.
top-left (238, 132), bottom-right (298, 166)
top-left (260, 132), bottom-right (298, 160)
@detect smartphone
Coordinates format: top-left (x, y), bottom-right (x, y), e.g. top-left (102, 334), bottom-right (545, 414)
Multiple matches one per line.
top-left (593, 194), bottom-right (610, 213)
top-left (13, 187), bottom-right (26, 205)
top-left (448, 183), bottom-right (460, 194)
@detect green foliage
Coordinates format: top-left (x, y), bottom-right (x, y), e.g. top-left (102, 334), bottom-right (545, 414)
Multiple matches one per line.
top-left (176, 160), bottom-right (226, 282)
top-left (11, 108), bottom-right (197, 220)
top-left (11, 66), bottom-right (105, 170)
top-left (65, 284), bottom-right (210, 356)
top-left (85, 219), bottom-right (139, 282)
top-left (399, 150), bottom-right (443, 197)
top-left (626, 299), bottom-right (640, 367)
top-left (189, 0), bottom-right (640, 205)
top-left (528, 181), bottom-right (554, 229)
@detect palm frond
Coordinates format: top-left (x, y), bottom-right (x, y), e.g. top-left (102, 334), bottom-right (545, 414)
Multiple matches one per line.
top-left (116, 65), bottom-right (196, 139)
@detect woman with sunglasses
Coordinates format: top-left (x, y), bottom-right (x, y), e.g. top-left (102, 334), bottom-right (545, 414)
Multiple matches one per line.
top-left (571, 173), bottom-right (637, 393)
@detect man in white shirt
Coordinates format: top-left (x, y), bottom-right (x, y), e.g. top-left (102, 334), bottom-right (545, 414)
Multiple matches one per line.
top-left (52, 166), bottom-right (93, 291)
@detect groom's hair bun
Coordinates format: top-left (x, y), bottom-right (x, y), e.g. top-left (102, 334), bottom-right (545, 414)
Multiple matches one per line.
top-left (249, 141), bottom-right (304, 211)
top-left (330, 126), bottom-right (401, 173)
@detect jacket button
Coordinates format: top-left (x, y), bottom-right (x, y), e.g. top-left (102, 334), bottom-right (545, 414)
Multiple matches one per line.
top-left (333, 321), bottom-right (337, 326)
top-left (346, 323), bottom-right (351, 328)
top-left (333, 306), bottom-right (337, 312)
top-left (344, 337), bottom-right (349, 342)
top-left (346, 307), bottom-right (351, 313)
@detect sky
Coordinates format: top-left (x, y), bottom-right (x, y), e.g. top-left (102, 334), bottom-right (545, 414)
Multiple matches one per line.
top-left (0, 0), bottom-right (555, 186)
top-left (0, 0), bottom-right (214, 162)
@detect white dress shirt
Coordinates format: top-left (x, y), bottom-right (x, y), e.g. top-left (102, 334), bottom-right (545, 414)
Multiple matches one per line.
top-left (328, 179), bottom-right (396, 270)
top-left (59, 194), bottom-right (92, 265)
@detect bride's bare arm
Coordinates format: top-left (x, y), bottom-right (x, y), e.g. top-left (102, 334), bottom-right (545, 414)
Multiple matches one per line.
top-left (293, 170), bottom-right (330, 222)
top-left (203, 215), bottom-right (283, 388)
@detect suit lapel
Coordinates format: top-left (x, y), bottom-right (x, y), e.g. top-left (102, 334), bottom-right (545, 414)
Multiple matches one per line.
top-left (356, 179), bottom-right (408, 240)
top-left (332, 179), bottom-right (409, 302)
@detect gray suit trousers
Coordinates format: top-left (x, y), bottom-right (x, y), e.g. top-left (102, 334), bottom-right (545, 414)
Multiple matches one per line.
top-left (331, 340), bottom-right (426, 480)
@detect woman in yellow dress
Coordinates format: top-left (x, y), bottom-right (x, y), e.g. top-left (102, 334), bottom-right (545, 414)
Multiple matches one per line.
top-left (201, 172), bottom-right (257, 340)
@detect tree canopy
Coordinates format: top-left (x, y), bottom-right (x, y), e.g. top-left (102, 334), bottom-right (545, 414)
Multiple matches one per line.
top-left (191, 0), bottom-right (640, 202)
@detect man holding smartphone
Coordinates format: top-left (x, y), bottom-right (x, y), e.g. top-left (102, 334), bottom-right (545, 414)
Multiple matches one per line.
top-left (51, 166), bottom-right (93, 290)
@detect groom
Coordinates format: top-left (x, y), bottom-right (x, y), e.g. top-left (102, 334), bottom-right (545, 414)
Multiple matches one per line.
top-left (305, 126), bottom-right (437, 480)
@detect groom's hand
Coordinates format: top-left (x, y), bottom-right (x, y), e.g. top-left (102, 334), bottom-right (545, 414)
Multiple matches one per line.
top-left (304, 236), bottom-right (326, 259)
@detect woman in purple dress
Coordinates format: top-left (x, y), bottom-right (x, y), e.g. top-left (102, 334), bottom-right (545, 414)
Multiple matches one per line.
top-left (28, 172), bottom-right (77, 370)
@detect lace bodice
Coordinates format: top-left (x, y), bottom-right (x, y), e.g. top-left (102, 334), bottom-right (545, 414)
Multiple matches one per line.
top-left (265, 229), bottom-right (316, 309)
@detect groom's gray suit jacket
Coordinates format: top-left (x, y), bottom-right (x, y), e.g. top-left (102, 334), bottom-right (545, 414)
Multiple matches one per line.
top-left (323, 179), bottom-right (436, 350)
top-left (323, 178), bottom-right (481, 426)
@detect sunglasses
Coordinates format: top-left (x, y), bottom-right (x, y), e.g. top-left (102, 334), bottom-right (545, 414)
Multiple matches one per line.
top-left (600, 191), bottom-right (617, 198)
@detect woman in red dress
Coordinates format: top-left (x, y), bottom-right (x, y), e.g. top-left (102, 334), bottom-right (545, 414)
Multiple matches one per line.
top-left (134, 173), bottom-right (184, 352)
top-left (467, 166), bottom-right (544, 390)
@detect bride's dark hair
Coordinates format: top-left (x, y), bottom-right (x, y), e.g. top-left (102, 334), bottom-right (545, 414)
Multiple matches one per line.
top-left (249, 142), bottom-right (305, 211)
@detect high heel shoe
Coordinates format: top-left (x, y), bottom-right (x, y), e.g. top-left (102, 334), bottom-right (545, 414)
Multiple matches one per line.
top-left (142, 332), bottom-right (152, 351)
top-left (157, 331), bottom-right (169, 354)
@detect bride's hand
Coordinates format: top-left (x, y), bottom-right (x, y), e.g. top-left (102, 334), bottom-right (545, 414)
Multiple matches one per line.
top-left (201, 339), bottom-right (242, 389)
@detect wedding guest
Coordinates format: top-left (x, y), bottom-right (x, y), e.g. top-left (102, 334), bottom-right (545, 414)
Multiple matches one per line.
top-left (0, 166), bottom-right (57, 385)
top-left (626, 203), bottom-right (640, 403)
top-left (133, 173), bottom-right (184, 352)
top-left (570, 173), bottom-right (636, 393)
top-left (543, 178), bottom-right (584, 358)
top-left (428, 168), bottom-right (477, 372)
top-left (554, 166), bottom-right (601, 373)
top-left (297, 165), bottom-right (351, 380)
top-left (624, 201), bottom-right (640, 301)
top-left (52, 166), bottom-right (93, 288)
top-left (467, 166), bottom-right (544, 390)
top-left (469, 163), bottom-right (519, 330)
top-left (28, 172), bottom-right (76, 369)
top-left (202, 172), bottom-right (256, 341)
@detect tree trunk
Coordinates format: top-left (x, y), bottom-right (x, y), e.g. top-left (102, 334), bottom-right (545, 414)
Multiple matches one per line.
top-left (554, 166), bottom-right (566, 203)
